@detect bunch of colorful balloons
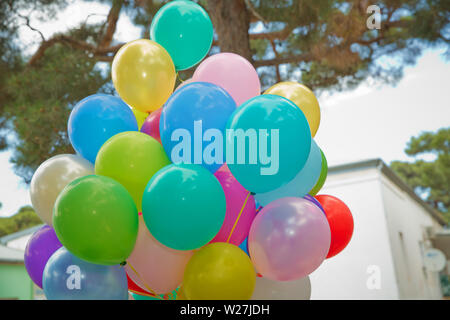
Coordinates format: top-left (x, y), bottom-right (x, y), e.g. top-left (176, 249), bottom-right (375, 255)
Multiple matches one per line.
top-left (24, 0), bottom-right (354, 300)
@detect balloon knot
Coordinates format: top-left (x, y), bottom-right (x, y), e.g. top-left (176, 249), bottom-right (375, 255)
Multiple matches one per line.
top-left (120, 261), bottom-right (127, 267)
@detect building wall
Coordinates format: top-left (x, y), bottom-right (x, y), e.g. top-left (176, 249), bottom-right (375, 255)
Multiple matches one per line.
top-left (310, 167), bottom-right (400, 299)
top-left (5, 235), bottom-right (32, 251)
top-left (0, 263), bottom-right (33, 300)
top-left (379, 175), bottom-right (443, 299)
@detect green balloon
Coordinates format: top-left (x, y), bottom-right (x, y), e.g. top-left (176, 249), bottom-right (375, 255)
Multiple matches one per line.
top-left (309, 150), bottom-right (328, 196)
top-left (142, 164), bottom-right (226, 251)
top-left (150, 0), bottom-right (213, 71)
top-left (95, 131), bottom-right (171, 212)
top-left (53, 175), bottom-right (138, 265)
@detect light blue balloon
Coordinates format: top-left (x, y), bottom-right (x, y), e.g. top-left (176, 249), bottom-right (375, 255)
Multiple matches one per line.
top-left (255, 140), bottom-right (322, 206)
top-left (239, 237), bottom-right (249, 256)
top-left (42, 247), bottom-right (128, 300)
top-left (226, 95), bottom-right (311, 193)
top-left (160, 82), bottom-right (237, 173)
top-left (68, 94), bottom-right (138, 163)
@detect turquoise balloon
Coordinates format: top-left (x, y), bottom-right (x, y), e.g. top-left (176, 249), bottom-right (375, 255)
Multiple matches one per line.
top-left (150, 0), bottom-right (213, 71)
top-left (142, 164), bottom-right (226, 251)
top-left (255, 140), bottom-right (322, 206)
top-left (226, 95), bottom-right (312, 193)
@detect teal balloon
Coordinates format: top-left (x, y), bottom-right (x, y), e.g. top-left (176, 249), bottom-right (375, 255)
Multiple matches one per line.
top-left (150, 0), bottom-right (213, 71)
top-left (255, 140), bottom-right (322, 206)
top-left (226, 95), bottom-right (312, 193)
top-left (142, 164), bottom-right (226, 251)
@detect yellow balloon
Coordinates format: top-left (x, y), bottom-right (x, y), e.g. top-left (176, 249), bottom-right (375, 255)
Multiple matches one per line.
top-left (131, 108), bottom-right (148, 130)
top-left (183, 243), bottom-right (255, 300)
top-left (112, 39), bottom-right (176, 113)
top-left (264, 81), bottom-right (321, 137)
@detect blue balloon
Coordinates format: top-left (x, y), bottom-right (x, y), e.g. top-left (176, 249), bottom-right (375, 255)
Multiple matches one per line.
top-left (226, 95), bottom-right (311, 193)
top-left (239, 237), bottom-right (249, 256)
top-left (68, 94), bottom-right (138, 163)
top-left (160, 82), bottom-right (237, 173)
top-left (42, 247), bottom-right (128, 300)
top-left (255, 140), bottom-right (322, 206)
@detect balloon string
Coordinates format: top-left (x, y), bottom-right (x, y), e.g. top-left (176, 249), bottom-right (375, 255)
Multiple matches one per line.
top-left (226, 191), bottom-right (251, 243)
top-left (176, 72), bottom-right (185, 83)
top-left (126, 261), bottom-right (166, 300)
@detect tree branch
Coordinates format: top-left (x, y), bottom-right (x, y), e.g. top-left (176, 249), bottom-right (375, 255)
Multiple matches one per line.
top-left (18, 12), bottom-right (45, 42)
top-left (270, 40), bottom-right (281, 82)
top-left (27, 35), bottom-right (123, 67)
top-left (244, 0), bottom-right (268, 24)
top-left (98, 0), bottom-right (123, 48)
top-left (250, 27), bottom-right (293, 41)
top-left (27, 1), bottom-right (125, 67)
top-left (254, 53), bottom-right (312, 68)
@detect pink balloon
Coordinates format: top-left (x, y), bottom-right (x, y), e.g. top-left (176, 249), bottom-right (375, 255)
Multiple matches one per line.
top-left (175, 78), bottom-right (193, 91)
top-left (211, 164), bottom-right (256, 245)
top-left (125, 217), bottom-right (192, 294)
top-left (140, 108), bottom-right (162, 143)
top-left (249, 197), bottom-right (331, 281)
top-left (193, 52), bottom-right (261, 106)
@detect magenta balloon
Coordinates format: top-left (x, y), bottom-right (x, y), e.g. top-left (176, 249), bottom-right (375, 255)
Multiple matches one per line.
top-left (193, 52), bottom-right (261, 106)
top-left (140, 108), bottom-right (162, 143)
top-left (124, 217), bottom-right (192, 294)
top-left (211, 164), bottom-right (257, 245)
top-left (24, 225), bottom-right (63, 288)
top-left (248, 197), bottom-right (331, 281)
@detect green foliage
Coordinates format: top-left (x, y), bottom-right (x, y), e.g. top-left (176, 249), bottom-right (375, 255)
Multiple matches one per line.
top-left (4, 43), bottom-right (108, 182)
top-left (0, 0), bottom-right (449, 182)
top-left (0, 206), bottom-right (42, 238)
top-left (391, 127), bottom-right (450, 222)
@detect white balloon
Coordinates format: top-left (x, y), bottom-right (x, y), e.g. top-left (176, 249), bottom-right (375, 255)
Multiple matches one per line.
top-left (30, 154), bottom-right (94, 225)
top-left (251, 276), bottom-right (311, 300)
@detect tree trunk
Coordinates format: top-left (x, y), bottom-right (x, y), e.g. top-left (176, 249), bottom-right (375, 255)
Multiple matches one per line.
top-left (206, 0), bottom-right (253, 62)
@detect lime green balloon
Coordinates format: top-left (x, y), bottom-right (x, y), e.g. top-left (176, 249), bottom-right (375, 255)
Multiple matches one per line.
top-left (309, 150), bottom-right (328, 196)
top-left (150, 0), bottom-right (213, 71)
top-left (142, 164), bottom-right (226, 251)
top-left (53, 175), bottom-right (138, 265)
top-left (95, 132), bottom-right (171, 212)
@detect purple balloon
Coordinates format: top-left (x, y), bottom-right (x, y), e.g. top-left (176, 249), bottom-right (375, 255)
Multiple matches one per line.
top-left (24, 225), bottom-right (62, 288)
top-left (304, 194), bottom-right (325, 214)
top-left (249, 197), bottom-right (331, 281)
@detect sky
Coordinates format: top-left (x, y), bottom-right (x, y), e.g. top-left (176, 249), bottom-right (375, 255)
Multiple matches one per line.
top-left (1, 1), bottom-right (449, 217)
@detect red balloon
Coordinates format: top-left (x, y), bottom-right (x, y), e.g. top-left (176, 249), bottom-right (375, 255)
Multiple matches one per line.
top-left (315, 195), bottom-right (353, 258)
top-left (140, 108), bottom-right (162, 143)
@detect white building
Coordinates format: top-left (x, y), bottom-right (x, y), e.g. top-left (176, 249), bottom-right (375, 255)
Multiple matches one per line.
top-left (311, 158), bottom-right (448, 300)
